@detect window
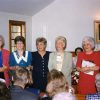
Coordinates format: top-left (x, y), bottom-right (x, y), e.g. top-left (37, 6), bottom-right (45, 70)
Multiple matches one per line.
top-left (9, 20), bottom-right (26, 52)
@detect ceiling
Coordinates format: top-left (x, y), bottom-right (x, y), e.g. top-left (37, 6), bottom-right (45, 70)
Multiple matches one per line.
top-left (0, 0), bottom-right (54, 16)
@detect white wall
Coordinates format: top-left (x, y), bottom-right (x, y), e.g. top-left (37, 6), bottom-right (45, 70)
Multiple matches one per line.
top-left (0, 12), bottom-right (32, 51)
top-left (32, 0), bottom-right (100, 51)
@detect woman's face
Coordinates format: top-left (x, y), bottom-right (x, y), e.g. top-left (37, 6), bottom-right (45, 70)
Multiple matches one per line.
top-left (0, 37), bottom-right (3, 48)
top-left (76, 49), bottom-right (82, 55)
top-left (56, 40), bottom-right (65, 52)
top-left (83, 41), bottom-right (93, 52)
top-left (37, 42), bottom-right (46, 52)
top-left (16, 41), bottom-right (24, 51)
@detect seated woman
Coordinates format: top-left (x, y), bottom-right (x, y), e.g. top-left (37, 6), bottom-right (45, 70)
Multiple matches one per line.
top-left (86, 73), bottom-right (100, 100)
top-left (41, 69), bottom-right (75, 100)
top-left (0, 80), bottom-right (11, 100)
top-left (46, 69), bottom-right (68, 97)
top-left (53, 92), bottom-right (76, 100)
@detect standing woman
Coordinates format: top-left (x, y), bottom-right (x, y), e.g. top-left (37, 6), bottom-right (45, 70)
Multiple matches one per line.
top-left (9, 36), bottom-right (32, 83)
top-left (48, 36), bottom-right (72, 86)
top-left (76, 36), bottom-right (100, 95)
top-left (32, 37), bottom-right (50, 92)
top-left (0, 35), bottom-right (10, 87)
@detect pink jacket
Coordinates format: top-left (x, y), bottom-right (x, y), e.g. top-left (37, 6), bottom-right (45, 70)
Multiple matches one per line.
top-left (2, 49), bottom-right (10, 87)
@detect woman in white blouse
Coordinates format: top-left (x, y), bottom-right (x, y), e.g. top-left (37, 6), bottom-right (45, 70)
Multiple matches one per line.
top-left (48, 36), bottom-right (72, 86)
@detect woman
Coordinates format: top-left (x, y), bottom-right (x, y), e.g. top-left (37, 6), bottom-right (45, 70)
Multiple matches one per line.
top-left (32, 37), bottom-right (50, 92)
top-left (71, 47), bottom-right (83, 85)
top-left (73, 47), bottom-right (83, 67)
top-left (48, 36), bottom-right (72, 86)
top-left (46, 69), bottom-right (68, 97)
top-left (9, 36), bottom-right (32, 84)
top-left (0, 35), bottom-right (10, 87)
top-left (76, 36), bottom-right (100, 95)
top-left (0, 81), bottom-right (11, 100)
top-left (41, 69), bottom-right (75, 100)
top-left (52, 92), bottom-right (76, 100)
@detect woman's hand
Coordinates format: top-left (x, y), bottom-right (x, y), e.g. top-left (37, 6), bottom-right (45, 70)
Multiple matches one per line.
top-left (0, 67), bottom-right (4, 72)
top-left (77, 65), bottom-right (99, 73)
top-left (89, 66), bottom-right (99, 71)
top-left (10, 66), bottom-right (17, 70)
top-left (0, 65), bottom-right (7, 72)
top-left (26, 66), bottom-right (33, 71)
top-left (80, 67), bottom-right (90, 72)
top-left (76, 67), bottom-right (90, 72)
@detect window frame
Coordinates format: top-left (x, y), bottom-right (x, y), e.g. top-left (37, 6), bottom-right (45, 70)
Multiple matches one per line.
top-left (9, 20), bottom-right (26, 52)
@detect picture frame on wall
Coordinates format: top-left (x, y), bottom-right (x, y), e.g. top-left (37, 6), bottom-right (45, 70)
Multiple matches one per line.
top-left (94, 20), bottom-right (100, 43)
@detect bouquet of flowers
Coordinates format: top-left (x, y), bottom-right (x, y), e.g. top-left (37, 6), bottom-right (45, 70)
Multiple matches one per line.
top-left (71, 68), bottom-right (79, 85)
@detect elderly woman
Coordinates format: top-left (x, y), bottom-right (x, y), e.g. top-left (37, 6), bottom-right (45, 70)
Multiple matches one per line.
top-left (31, 37), bottom-right (50, 92)
top-left (48, 36), bottom-right (72, 86)
top-left (9, 36), bottom-right (32, 84)
top-left (76, 36), bottom-right (100, 95)
top-left (0, 35), bottom-right (10, 87)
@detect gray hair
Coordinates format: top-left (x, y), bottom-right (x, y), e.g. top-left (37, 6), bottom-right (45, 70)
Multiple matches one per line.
top-left (53, 92), bottom-right (76, 100)
top-left (82, 36), bottom-right (95, 50)
top-left (0, 35), bottom-right (5, 48)
top-left (55, 36), bottom-right (67, 50)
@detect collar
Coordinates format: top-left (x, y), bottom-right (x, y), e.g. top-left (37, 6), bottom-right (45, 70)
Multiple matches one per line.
top-left (13, 51), bottom-right (28, 64)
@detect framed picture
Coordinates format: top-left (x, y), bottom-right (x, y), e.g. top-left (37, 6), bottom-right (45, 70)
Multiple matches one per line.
top-left (94, 20), bottom-right (100, 43)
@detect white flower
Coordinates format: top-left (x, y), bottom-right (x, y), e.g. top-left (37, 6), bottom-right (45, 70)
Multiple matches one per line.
top-left (74, 77), bottom-right (77, 80)
top-left (75, 71), bottom-right (79, 75)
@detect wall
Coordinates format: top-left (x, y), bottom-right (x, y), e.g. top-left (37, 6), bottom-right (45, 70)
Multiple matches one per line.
top-left (0, 12), bottom-right (32, 51)
top-left (32, 0), bottom-right (100, 51)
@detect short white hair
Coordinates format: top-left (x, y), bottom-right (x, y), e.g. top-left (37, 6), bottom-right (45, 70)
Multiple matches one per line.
top-left (52, 92), bottom-right (76, 100)
top-left (82, 36), bottom-right (95, 50)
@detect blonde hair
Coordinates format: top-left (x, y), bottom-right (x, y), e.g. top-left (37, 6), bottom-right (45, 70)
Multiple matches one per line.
top-left (55, 36), bottom-right (67, 50)
top-left (46, 69), bottom-right (68, 97)
top-left (0, 35), bottom-right (5, 48)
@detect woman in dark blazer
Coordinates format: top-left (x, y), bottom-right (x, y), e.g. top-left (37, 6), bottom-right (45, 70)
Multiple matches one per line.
top-left (32, 37), bottom-right (50, 92)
